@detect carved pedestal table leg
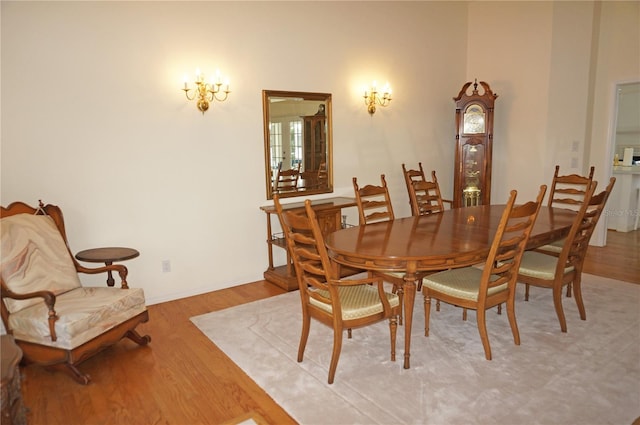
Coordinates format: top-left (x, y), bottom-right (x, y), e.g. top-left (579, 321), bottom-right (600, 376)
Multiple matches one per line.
top-left (402, 261), bottom-right (418, 369)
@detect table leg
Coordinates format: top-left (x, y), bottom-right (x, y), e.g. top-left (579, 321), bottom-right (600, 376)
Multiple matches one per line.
top-left (402, 262), bottom-right (418, 369)
top-left (105, 261), bottom-right (115, 287)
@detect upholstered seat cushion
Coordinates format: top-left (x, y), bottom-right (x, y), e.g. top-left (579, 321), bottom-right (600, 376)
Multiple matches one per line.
top-left (8, 286), bottom-right (147, 349)
top-left (518, 251), bottom-right (574, 280)
top-left (311, 285), bottom-right (399, 320)
top-left (422, 267), bottom-right (506, 301)
top-left (1, 214), bottom-right (82, 313)
top-left (537, 238), bottom-right (565, 254)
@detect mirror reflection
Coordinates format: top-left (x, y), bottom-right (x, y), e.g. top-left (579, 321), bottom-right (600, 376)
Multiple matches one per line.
top-left (263, 90), bottom-right (333, 199)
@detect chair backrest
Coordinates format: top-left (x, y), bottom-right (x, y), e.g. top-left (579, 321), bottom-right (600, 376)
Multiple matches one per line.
top-left (275, 163), bottom-right (301, 192)
top-left (548, 165), bottom-right (595, 209)
top-left (353, 174), bottom-right (395, 224)
top-left (556, 177), bottom-right (616, 272)
top-left (408, 171), bottom-right (446, 216)
top-left (273, 194), bottom-right (333, 308)
top-left (1, 202), bottom-right (82, 318)
top-left (402, 163), bottom-right (426, 212)
top-left (480, 185), bottom-right (547, 297)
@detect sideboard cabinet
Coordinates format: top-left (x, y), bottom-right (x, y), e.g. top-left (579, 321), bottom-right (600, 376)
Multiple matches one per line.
top-left (260, 197), bottom-right (357, 291)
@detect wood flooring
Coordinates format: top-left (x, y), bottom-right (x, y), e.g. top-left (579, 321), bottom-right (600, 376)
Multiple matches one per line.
top-left (16, 230), bottom-right (639, 425)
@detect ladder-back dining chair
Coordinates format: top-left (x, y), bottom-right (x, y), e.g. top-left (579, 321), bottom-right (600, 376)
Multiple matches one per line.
top-left (402, 163), bottom-right (452, 215)
top-left (353, 174), bottom-right (421, 323)
top-left (538, 165), bottom-right (596, 297)
top-left (273, 194), bottom-right (400, 384)
top-left (274, 162), bottom-right (301, 192)
top-left (517, 177), bottom-right (615, 332)
top-left (422, 185), bottom-right (547, 360)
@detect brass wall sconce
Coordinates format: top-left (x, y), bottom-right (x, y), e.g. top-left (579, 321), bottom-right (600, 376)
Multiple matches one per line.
top-left (364, 81), bottom-right (392, 115)
top-left (182, 68), bottom-right (231, 114)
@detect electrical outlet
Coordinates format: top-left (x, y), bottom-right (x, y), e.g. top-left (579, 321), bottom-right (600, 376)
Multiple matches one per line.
top-left (161, 260), bottom-right (171, 273)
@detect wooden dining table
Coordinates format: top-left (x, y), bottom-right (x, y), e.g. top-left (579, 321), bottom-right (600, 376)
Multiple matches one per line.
top-left (324, 204), bottom-right (577, 369)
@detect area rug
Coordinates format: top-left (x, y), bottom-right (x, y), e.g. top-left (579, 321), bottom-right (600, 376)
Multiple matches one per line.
top-left (191, 274), bottom-right (640, 425)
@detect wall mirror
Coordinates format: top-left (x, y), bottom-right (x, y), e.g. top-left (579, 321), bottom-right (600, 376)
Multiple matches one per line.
top-left (263, 90), bottom-right (333, 200)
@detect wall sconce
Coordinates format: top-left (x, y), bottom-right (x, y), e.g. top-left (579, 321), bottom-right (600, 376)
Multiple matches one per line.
top-left (182, 68), bottom-right (231, 114)
top-left (364, 81), bottom-right (392, 115)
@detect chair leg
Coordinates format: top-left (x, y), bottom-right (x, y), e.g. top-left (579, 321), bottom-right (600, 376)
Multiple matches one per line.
top-left (125, 329), bottom-right (151, 346)
top-left (424, 292), bottom-right (432, 336)
top-left (496, 304), bottom-right (502, 315)
top-left (506, 296), bottom-right (521, 346)
top-left (436, 299), bottom-right (440, 312)
top-left (572, 276), bottom-right (586, 321)
top-left (297, 312), bottom-right (311, 362)
top-left (393, 283), bottom-right (404, 326)
top-left (328, 327), bottom-right (344, 384)
top-left (566, 282), bottom-right (572, 298)
top-left (389, 316), bottom-right (398, 362)
top-left (477, 308), bottom-right (492, 360)
top-left (45, 363), bottom-right (91, 385)
top-left (525, 283), bottom-right (530, 301)
top-left (462, 308), bottom-right (467, 321)
top-left (552, 284), bottom-right (568, 332)
top-left (348, 328), bottom-right (352, 339)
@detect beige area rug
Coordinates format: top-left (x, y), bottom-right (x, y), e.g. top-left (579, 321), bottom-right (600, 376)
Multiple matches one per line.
top-left (191, 274), bottom-right (640, 425)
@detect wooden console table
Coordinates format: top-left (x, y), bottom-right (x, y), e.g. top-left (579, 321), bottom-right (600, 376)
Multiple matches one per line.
top-left (260, 197), bottom-right (357, 291)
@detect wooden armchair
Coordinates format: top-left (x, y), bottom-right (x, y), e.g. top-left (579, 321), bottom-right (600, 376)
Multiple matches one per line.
top-left (273, 195), bottom-right (399, 384)
top-left (1, 201), bottom-right (150, 384)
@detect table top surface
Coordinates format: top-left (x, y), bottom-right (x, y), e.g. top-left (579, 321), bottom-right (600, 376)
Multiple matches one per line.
top-left (75, 247), bottom-right (140, 263)
top-left (325, 205), bottom-right (576, 272)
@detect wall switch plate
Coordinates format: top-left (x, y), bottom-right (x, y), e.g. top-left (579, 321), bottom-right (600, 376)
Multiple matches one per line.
top-left (161, 260), bottom-right (171, 273)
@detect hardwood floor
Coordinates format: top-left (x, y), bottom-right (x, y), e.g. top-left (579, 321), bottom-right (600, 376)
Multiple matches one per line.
top-left (17, 230), bottom-right (639, 425)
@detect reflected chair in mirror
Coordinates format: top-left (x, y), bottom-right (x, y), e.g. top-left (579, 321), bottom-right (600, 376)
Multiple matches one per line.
top-left (0, 201), bottom-right (151, 384)
top-left (422, 185), bottom-right (546, 360)
top-left (353, 174), bottom-right (418, 323)
top-left (537, 165), bottom-right (595, 297)
top-left (517, 178), bottom-right (615, 332)
top-left (273, 194), bottom-right (400, 384)
top-left (274, 162), bottom-right (301, 193)
top-left (402, 163), bottom-right (452, 215)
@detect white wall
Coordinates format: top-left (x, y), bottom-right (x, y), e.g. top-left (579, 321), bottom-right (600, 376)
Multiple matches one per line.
top-left (2, 1), bottom-right (638, 303)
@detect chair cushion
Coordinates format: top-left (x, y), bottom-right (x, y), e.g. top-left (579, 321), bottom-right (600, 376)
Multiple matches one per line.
top-left (518, 251), bottom-right (574, 280)
top-left (310, 285), bottom-right (399, 320)
top-left (8, 287), bottom-right (147, 349)
top-left (537, 238), bottom-right (565, 254)
top-left (422, 267), bottom-right (507, 301)
top-left (1, 214), bottom-right (82, 313)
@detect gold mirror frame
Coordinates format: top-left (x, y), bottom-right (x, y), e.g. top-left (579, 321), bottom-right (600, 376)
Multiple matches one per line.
top-left (263, 90), bottom-right (333, 200)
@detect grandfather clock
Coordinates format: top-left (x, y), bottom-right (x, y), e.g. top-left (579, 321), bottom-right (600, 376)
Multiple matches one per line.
top-left (453, 80), bottom-right (498, 208)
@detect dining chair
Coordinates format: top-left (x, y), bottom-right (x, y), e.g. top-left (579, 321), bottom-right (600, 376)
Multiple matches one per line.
top-left (422, 185), bottom-right (547, 360)
top-left (274, 162), bottom-right (301, 192)
top-left (352, 174), bottom-right (395, 224)
top-left (408, 172), bottom-right (448, 216)
top-left (538, 165), bottom-right (596, 297)
top-left (517, 177), bottom-right (615, 332)
top-left (402, 163), bottom-right (452, 215)
top-left (538, 165), bottom-right (595, 254)
top-left (273, 194), bottom-right (400, 384)
top-left (353, 174), bottom-right (419, 323)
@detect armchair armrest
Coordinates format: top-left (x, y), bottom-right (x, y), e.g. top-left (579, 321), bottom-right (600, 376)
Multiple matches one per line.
top-left (76, 263), bottom-right (129, 289)
top-left (1, 284), bottom-right (59, 341)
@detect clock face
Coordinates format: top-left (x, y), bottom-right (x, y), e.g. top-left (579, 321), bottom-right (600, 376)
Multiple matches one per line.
top-left (463, 104), bottom-right (486, 134)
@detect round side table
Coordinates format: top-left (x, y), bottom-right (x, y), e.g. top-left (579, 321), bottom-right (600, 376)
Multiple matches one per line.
top-left (75, 247), bottom-right (140, 286)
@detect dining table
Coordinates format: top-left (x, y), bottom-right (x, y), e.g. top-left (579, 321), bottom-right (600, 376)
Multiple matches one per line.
top-left (324, 204), bottom-right (577, 369)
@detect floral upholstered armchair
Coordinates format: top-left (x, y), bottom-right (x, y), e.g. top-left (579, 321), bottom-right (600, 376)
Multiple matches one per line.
top-left (0, 201), bottom-right (150, 384)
